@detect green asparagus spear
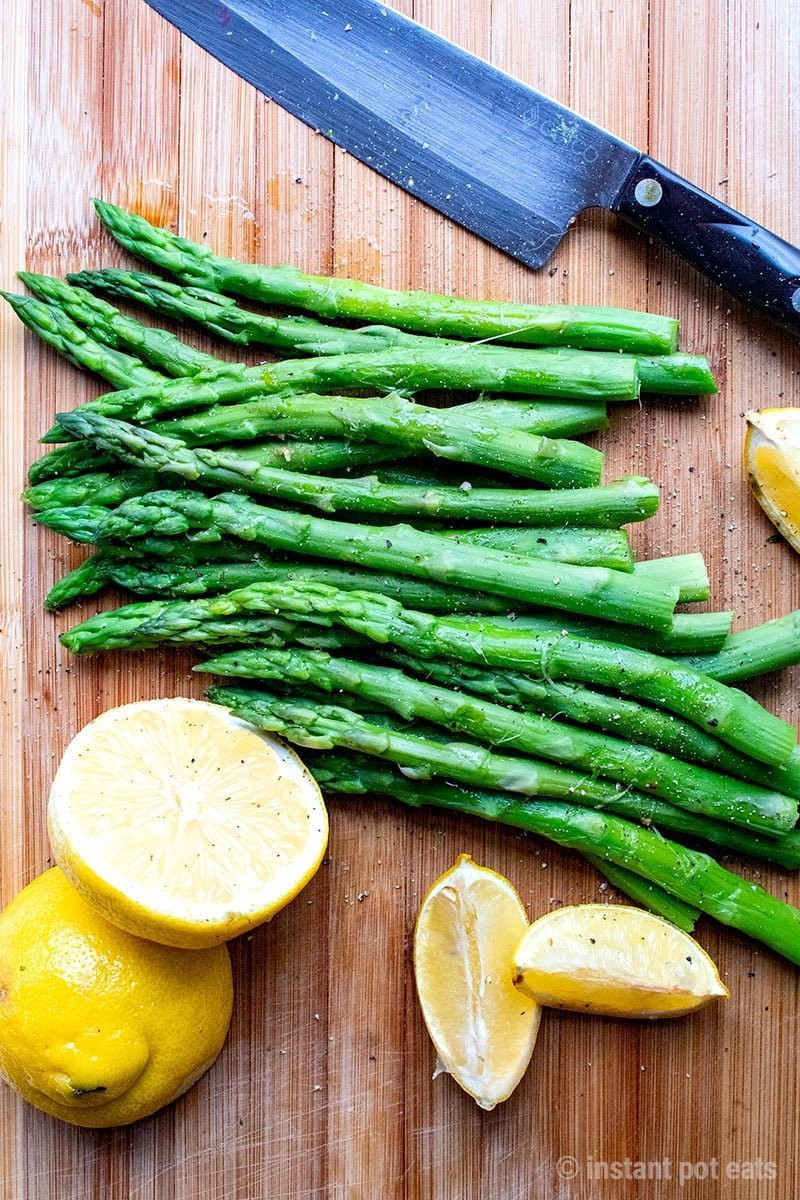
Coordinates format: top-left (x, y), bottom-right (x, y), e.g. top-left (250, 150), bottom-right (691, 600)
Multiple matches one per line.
top-left (511, 611), bottom-right (733, 655)
top-left (57, 404), bottom-right (604, 493)
top-left (145, 392), bottom-right (607, 462)
top-left (29, 443), bottom-right (121, 483)
top-left (92, 202), bottom-right (682, 354)
top-left (447, 527), bottom-right (633, 571)
top-left (66, 266), bottom-right (705, 397)
top-left (209, 688), bottom-right (800, 964)
top-left (389, 651), bottom-right (800, 804)
top-left (677, 611), bottom-right (800, 682)
top-left (59, 269), bottom-right (421, 356)
top-left (632, 553), bottom-right (709, 603)
top-left (38, 471), bottom-right (659, 533)
top-left (196, 646), bottom-right (797, 833)
top-left (58, 573), bottom-right (784, 761)
top-left (38, 346), bottom-right (640, 438)
top-left (47, 556), bottom-right (509, 613)
top-left (45, 490), bottom-right (679, 629)
top-left (24, 470), bottom-right (161, 512)
top-left (1, 292), bottom-right (163, 388)
top-left (44, 555), bottom-right (113, 610)
top-left (68, 263), bottom-right (670, 358)
top-left (48, 543), bottom-right (730, 655)
top-left (28, 437), bottom-right (402, 486)
top-left (18, 274), bottom-right (229, 378)
top-left (45, 526), bottom-right (631, 608)
top-left (312, 749), bottom-right (703, 925)
top-left (308, 712), bottom-right (800, 867)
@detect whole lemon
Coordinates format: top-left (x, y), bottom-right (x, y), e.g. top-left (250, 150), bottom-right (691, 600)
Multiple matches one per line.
top-left (0, 868), bottom-right (233, 1127)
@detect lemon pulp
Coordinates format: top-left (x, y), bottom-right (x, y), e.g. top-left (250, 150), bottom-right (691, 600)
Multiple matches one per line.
top-left (48, 698), bottom-right (329, 947)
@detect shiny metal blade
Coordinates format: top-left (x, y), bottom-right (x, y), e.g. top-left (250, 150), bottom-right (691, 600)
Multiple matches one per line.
top-left (145, 0), bottom-right (642, 267)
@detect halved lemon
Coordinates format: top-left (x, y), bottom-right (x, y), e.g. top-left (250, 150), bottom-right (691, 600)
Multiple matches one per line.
top-left (745, 407), bottom-right (800, 552)
top-left (48, 698), bottom-right (329, 949)
top-left (513, 904), bottom-right (728, 1019)
top-left (413, 855), bottom-right (541, 1110)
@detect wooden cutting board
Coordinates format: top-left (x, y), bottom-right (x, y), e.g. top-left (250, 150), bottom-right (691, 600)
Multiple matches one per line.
top-left (2, 1), bottom-right (799, 1196)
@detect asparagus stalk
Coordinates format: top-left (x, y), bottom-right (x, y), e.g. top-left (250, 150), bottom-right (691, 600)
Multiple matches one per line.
top-left (24, 469), bottom-right (161, 512)
top-left (312, 750), bottom-right (704, 926)
top-left (306, 713), bottom-right (800, 868)
top-left (57, 573), bottom-right (785, 761)
top-left (389, 652), bottom-right (800, 805)
top-left (309, 747), bottom-right (699, 926)
top-left (209, 687), bottom-right (800, 964)
top-left (40, 344), bottom-right (640, 438)
top-left (677, 611), bottom-right (800, 682)
top-left (44, 525), bottom-right (631, 610)
top-left (42, 394), bottom-right (611, 450)
top-left (196, 646), bottom-right (797, 832)
top-left (44, 490), bottom-right (679, 629)
top-left (45, 556), bottom-right (511, 613)
top-left (37, 471), bottom-right (659, 530)
top-left (92, 201), bottom-right (682, 354)
top-left (18, 274), bottom-right (229, 378)
top-left (142, 391), bottom-right (606, 453)
top-left (66, 266), bottom-right (705, 397)
top-left (48, 547), bottom-right (730, 656)
top-left (505, 610), bottom-right (734, 655)
top-left (633, 553), bottom-right (709, 603)
top-left (57, 404), bottom-right (604, 494)
top-left (69, 263), bottom-right (677, 358)
top-left (28, 437), bottom-right (402, 486)
top-left (1, 293), bottom-right (163, 388)
top-left (44, 555), bottom-right (113, 610)
top-left (53, 269), bottom-right (419, 356)
top-left (446, 527), bottom-right (633, 571)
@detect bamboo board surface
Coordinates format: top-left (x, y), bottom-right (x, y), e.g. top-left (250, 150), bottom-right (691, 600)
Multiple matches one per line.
top-left (2, 1), bottom-right (800, 1196)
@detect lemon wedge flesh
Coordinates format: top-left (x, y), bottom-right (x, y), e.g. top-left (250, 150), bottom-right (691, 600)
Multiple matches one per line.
top-left (745, 407), bottom-right (800, 552)
top-left (414, 855), bottom-right (541, 1110)
top-left (513, 903), bottom-right (728, 1019)
top-left (48, 698), bottom-right (329, 949)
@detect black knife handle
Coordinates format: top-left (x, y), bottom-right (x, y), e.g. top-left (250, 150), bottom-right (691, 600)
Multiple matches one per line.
top-left (614, 157), bottom-right (800, 333)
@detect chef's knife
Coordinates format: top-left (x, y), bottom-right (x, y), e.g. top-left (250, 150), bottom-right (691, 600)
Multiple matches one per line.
top-left (144, 0), bottom-right (800, 332)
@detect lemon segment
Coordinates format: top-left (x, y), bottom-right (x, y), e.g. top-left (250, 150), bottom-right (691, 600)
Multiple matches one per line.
top-left (413, 855), bottom-right (541, 1110)
top-left (48, 698), bottom-right (329, 948)
top-left (745, 407), bottom-right (800, 553)
top-left (0, 868), bottom-right (232, 1127)
top-left (513, 903), bottom-right (728, 1019)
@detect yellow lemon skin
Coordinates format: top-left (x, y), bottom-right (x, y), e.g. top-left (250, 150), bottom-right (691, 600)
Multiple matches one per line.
top-left (414, 855), bottom-right (541, 1110)
top-left (513, 904), bottom-right (728, 1020)
top-left (745, 407), bottom-right (800, 553)
top-left (0, 869), bottom-right (233, 1127)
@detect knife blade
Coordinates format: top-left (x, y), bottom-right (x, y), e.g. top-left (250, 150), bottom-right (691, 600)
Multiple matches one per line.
top-left (145, 0), bottom-right (800, 331)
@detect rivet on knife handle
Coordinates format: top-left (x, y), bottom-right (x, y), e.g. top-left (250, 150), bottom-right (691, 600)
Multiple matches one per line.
top-left (615, 158), bottom-right (800, 332)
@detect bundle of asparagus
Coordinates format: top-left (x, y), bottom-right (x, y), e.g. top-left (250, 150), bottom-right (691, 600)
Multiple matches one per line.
top-left (8, 201), bottom-right (800, 966)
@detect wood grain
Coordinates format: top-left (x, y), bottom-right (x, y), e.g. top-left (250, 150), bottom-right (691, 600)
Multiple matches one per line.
top-left (2, 1), bottom-right (800, 1197)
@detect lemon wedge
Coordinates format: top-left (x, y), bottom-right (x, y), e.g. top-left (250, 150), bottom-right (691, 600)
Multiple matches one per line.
top-left (513, 904), bottom-right (728, 1019)
top-left (48, 698), bottom-right (328, 949)
top-left (413, 855), bottom-right (541, 1110)
top-left (745, 407), bottom-right (800, 552)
